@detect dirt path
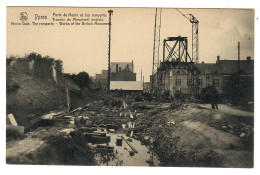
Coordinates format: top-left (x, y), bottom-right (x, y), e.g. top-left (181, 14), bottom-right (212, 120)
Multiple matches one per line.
top-left (6, 136), bottom-right (45, 159)
top-left (182, 119), bottom-right (254, 167)
top-left (183, 121), bottom-right (243, 149)
top-left (198, 104), bottom-right (254, 117)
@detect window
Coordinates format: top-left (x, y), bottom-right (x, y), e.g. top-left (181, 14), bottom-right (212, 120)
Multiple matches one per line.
top-left (170, 70), bottom-right (172, 77)
top-left (240, 77), bottom-right (245, 86)
top-left (224, 76), bottom-right (230, 84)
top-left (206, 74), bottom-right (210, 80)
top-left (187, 79), bottom-right (191, 85)
top-left (199, 79), bottom-right (203, 85)
top-left (177, 78), bottom-right (181, 85)
top-left (214, 79), bottom-right (219, 86)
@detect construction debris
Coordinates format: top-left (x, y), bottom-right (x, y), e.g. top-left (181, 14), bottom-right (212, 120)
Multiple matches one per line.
top-left (6, 93), bottom-right (253, 167)
top-left (6, 113), bottom-right (24, 135)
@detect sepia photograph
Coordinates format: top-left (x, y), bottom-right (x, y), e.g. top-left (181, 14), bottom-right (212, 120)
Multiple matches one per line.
top-left (5, 6), bottom-right (254, 168)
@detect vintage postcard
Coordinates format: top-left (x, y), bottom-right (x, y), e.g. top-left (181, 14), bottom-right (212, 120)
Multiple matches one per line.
top-left (6, 7), bottom-right (254, 167)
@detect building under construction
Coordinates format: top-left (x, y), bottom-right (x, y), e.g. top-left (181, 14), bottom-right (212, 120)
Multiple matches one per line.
top-left (151, 35), bottom-right (199, 97)
top-left (151, 9), bottom-right (200, 98)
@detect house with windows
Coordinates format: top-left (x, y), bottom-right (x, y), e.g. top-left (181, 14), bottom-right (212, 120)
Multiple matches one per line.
top-left (162, 55), bottom-right (254, 96)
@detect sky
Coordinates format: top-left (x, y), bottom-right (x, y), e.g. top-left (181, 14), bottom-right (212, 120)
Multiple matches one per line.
top-left (6, 7), bottom-right (254, 82)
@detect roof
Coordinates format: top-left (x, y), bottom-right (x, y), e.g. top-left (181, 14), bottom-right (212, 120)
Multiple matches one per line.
top-left (216, 60), bottom-right (254, 74)
top-left (197, 63), bottom-right (217, 74)
top-left (197, 59), bottom-right (254, 75)
top-left (110, 81), bottom-right (143, 91)
top-left (111, 61), bottom-right (134, 73)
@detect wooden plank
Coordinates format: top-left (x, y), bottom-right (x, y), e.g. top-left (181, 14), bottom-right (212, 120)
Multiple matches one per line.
top-left (123, 125), bottom-right (145, 132)
top-left (121, 136), bottom-right (138, 153)
top-left (7, 114), bottom-right (18, 126)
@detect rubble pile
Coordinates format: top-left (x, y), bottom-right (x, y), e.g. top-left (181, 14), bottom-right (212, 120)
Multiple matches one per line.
top-left (134, 103), bottom-right (254, 167)
top-left (135, 107), bottom-right (189, 166)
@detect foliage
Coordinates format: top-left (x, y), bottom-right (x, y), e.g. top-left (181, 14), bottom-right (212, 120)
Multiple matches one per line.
top-left (42, 132), bottom-right (95, 165)
top-left (65, 71), bottom-right (92, 88)
top-left (6, 52), bottom-right (63, 80)
top-left (200, 86), bottom-right (219, 103)
top-left (222, 72), bottom-right (254, 104)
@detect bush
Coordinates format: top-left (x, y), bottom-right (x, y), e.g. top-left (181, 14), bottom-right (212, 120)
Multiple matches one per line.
top-left (6, 129), bottom-right (25, 141)
top-left (41, 133), bottom-right (95, 165)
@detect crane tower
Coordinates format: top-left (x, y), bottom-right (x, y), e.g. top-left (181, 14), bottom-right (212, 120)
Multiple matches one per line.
top-left (176, 9), bottom-right (199, 64)
top-left (151, 8), bottom-right (162, 93)
top-left (190, 14), bottom-right (199, 64)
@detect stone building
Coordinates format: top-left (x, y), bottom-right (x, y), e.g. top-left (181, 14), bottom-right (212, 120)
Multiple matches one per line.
top-left (161, 55), bottom-right (254, 96)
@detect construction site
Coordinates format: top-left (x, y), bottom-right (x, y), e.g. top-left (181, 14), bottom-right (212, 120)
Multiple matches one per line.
top-left (6, 8), bottom-right (254, 167)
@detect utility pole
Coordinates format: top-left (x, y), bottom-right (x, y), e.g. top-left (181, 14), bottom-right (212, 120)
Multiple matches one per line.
top-left (107, 10), bottom-right (113, 92)
top-left (238, 42), bottom-right (240, 71)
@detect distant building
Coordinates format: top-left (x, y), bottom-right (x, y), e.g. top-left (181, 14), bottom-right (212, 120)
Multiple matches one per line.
top-left (95, 70), bottom-right (108, 82)
top-left (111, 61), bottom-right (134, 73)
top-left (94, 70), bottom-right (108, 89)
top-left (95, 60), bottom-right (136, 82)
top-left (111, 69), bottom-right (136, 81)
top-left (95, 60), bottom-right (140, 90)
top-left (111, 60), bottom-right (136, 81)
top-left (110, 60), bottom-right (142, 91)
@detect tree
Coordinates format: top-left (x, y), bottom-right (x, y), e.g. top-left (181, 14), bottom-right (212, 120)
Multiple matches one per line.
top-left (66, 71), bottom-right (92, 88)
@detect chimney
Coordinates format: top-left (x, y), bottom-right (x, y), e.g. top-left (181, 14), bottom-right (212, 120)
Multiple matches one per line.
top-left (141, 69), bottom-right (142, 81)
top-left (132, 60), bottom-right (134, 73)
top-left (247, 56), bottom-right (251, 61)
top-left (202, 61), bottom-right (204, 64)
top-left (216, 55), bottom-right (220, 64)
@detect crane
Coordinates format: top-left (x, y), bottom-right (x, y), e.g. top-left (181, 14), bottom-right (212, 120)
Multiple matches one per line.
top-left (175, 9), bottom-right (199, 95)
top-left (151, 8), bottom-right (162, 93)
top-left (176, 9), bottom-right (199, 64)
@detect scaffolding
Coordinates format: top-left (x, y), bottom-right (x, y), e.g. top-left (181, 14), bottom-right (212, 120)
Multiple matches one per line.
top-left (157, 36), bottom-right (199, 96)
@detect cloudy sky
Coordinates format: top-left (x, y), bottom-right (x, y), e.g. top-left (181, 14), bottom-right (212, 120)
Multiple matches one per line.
top-left (7, 7), bottom-right (254, 82)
